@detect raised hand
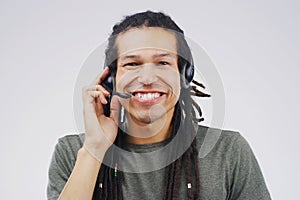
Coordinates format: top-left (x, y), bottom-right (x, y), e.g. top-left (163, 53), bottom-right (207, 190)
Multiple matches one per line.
top-left (82, 67), bottom-right (120, 161)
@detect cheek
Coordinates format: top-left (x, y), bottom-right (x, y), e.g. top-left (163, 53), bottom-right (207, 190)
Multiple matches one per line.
top-left (159, 69), bottom-right (181, 95)
top-left (115, 67), bottom-right (132, 91)
top-left (172, 78), bottom-right (181, 101)
top-left (115, 69), bottom-right (122, 91)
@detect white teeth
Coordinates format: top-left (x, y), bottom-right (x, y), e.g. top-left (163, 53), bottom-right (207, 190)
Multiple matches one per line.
top-left (135, 92), bottom-right (161, 100)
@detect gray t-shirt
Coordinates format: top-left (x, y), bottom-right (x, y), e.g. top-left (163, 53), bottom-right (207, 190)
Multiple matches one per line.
top-left (47, 125), bottom-right (271, 199)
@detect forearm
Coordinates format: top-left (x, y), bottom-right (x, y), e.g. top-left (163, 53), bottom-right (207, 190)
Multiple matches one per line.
top-left (58, 147), bottom-right (104, 200)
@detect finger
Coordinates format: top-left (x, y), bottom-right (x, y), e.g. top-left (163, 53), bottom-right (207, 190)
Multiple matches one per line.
top-left (94, 97), bottom-right (104, 117)
top-left (90, 67), bottom-right (110, 85)
top-left (83, 85), bottom-right (110, 95)
top-left (86, 90), bottom-right (108, 104)
top-left (110, 95), bottom-right (120, 125)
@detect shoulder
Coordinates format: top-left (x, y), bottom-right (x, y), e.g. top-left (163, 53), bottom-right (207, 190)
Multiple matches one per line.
top-left (195, 126), bottom-right (271, 199)
top-left (47, 133), bottom-right (86, 199)
top-left (197, 124), bottom-right (241, 140)
top-left (196, 125), bottom-right (250, 158)
top-left (49, 133), bottom-right (86, 174)
top-left (56, 133), bottom-right (85, 148)
top-left (53, 133), bottom-right (86, 162)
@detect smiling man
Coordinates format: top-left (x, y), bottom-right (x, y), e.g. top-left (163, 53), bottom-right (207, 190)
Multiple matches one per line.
top-left (47, 11), bottom-right (272, 200)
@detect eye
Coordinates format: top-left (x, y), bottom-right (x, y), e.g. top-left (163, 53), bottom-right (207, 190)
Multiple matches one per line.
top-left (158, 61), bottom-right (169, 65)
top-left (123, 62), bottom-right (139, 67)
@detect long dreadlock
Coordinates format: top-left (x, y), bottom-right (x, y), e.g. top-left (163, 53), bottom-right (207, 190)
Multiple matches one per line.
top-left (92, 11), bottom-right (210, 200)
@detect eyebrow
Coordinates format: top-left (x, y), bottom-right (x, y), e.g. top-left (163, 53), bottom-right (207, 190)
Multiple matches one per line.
top-left (153, 53), bottom-right (176, 59)
top-left (119, 53), bottom-right (176, 61)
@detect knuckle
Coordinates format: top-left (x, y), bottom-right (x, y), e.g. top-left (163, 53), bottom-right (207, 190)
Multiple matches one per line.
top-left (82, 86), bottom-right (91, 93)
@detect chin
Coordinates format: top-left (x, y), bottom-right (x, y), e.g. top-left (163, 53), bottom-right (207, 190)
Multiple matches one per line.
top-left (134, 112), bottom-right (166, 124)
top-left (137, 117), bottom-right (153, 124)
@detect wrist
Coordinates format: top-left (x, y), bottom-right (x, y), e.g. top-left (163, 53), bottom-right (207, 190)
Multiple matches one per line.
top-left (81, 142), bottom-right (107, 163)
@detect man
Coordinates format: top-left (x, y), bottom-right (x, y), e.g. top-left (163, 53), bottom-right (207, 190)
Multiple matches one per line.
top-left (47, 11), bottom-right (271, 200)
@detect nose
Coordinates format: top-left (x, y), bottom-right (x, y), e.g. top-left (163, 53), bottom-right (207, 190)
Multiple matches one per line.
top-left (137, 63), bottom-right (158, 85)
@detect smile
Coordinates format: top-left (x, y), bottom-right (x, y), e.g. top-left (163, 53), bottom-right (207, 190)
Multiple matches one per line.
top-left (133, 92), bottom-right (162, 101)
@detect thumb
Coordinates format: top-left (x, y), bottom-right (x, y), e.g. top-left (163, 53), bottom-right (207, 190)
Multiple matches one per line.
top-left (110, 95), bottom-right (120, 125)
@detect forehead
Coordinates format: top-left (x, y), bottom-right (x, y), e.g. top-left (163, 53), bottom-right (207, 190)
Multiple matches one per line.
top-left (115, 27), bottom-right (177, 56)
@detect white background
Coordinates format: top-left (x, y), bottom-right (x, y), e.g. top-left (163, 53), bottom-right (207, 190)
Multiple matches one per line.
top-left (1, 0), bottom-right (299, 199)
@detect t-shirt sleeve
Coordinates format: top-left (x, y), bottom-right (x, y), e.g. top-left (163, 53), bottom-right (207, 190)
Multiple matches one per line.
top-left (228, 133), bottom-right (272, 200)
top-left (47, 135), bottom-right (81, 200)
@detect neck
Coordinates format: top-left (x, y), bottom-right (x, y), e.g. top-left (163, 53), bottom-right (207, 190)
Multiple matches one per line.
top-left (125, 108), bottom-right (174, 145)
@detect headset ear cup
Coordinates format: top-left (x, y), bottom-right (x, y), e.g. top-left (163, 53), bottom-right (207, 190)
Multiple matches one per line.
top-left (101, 72), bottom-right (114, 92)
top-left (183, 63), bottom-right (194, 88)
top-left (101, 69), bottom-right (114, 117)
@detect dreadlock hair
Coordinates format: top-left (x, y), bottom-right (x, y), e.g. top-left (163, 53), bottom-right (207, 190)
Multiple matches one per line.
top-left (92, 10), bottom-right (210, 200)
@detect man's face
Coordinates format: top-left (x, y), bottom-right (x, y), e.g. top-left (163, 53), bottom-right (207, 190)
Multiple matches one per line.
top-left (115, 27), bottom-right (181, 125)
